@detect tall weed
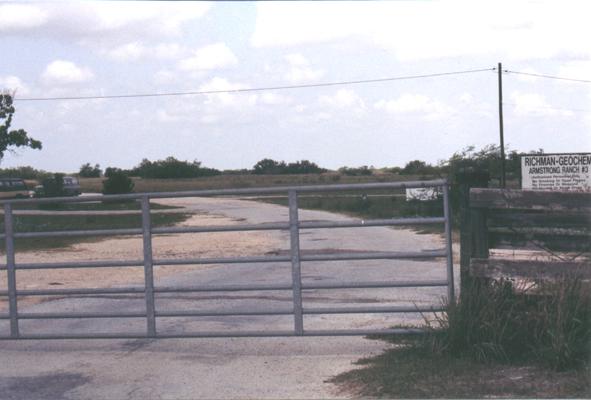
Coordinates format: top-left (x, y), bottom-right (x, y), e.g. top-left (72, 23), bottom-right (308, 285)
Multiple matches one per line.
top-left (427, 276), bottom-right (590, 370)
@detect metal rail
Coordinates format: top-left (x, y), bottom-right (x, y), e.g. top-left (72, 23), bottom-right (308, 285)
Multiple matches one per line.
top-left (0, 179), bottom-right (453, 339)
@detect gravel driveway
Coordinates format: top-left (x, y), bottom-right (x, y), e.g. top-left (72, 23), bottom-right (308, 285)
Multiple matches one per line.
top-left (0, 196), bottom-right (456, 399)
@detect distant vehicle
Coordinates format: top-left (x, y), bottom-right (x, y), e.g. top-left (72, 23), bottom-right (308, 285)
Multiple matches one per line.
top-left (32, 184), bottom-right (45, 198)
top-left (33, 175), bottom-right (82, 198)
top-left (62, 176), bottom-right (81, 196)
top-left (0, 178), bottom-right (29, 199)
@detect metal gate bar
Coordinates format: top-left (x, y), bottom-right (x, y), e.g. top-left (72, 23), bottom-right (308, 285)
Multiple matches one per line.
top-left (0, 179), bottom-right (453, 339)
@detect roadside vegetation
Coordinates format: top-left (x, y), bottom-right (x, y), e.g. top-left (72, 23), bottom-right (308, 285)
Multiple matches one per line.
top-left (332, 277), bottom-right (591, 398)
top-left (0, 144), bottom-right (535, 244)
top-left (255, 193), bottom-right (445, 235)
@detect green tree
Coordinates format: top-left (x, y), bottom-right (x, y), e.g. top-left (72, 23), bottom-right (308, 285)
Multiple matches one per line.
top-left (400, 160), bottom-right (438, 175)
top-left (0, 166), bottom-right (51, 180)
top-left (252, 158), bottom-right (286, 174)
top-left (284, 160), bottom-right (325, 174)
top-left (0, 93), bottom-right (42, 162)
top-left (79, 163), bottom-right (102, 178)
top-left (128, 157), bottom-right (220, 179)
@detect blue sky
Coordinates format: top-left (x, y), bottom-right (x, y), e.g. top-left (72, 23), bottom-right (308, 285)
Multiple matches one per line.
top-left (1, 1), bottom-right (590, 172)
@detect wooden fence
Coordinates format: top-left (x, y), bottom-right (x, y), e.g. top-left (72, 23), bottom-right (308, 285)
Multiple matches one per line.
top-left (460, 188), bottom-right (591, 283)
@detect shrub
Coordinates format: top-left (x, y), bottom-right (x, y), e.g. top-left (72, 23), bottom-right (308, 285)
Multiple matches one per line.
top-left (102, 169), bottom-right (134, 195)
top-left (41, 173), bottom-right (65, 197)
top-left (338, 166), bottom-right (373, 176)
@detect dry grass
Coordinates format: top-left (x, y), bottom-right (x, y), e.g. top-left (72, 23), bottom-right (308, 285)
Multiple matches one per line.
top-left (78, 173), bottom-right (427, 193)
top-left (331, 344), bottom-right (590, 398)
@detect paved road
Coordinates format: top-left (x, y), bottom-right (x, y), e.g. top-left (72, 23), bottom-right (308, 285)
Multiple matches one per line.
top-left (0, 197), bottom-right (455, 399)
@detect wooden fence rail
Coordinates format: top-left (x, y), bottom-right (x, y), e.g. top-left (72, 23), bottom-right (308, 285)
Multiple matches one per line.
top-left (464, 188), bottom-right (591, 283)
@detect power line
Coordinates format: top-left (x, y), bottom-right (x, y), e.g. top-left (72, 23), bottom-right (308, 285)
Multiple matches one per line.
top-left (14, 67), bottom-right (495, 102)
top-left (504, 70), bottom-right (591, 84)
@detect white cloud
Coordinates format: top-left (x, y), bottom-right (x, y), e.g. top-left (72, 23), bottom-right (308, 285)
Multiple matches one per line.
top-left (193, 78), bottom-right (293, 124)
top-left (84, 3), bottom-right (206, 35)
top-left (178, 43), bottom-right (238, 71)
top-left (252, 3), bottom-right (357, 48)
top-left (156, 109), bottom-right (182, 123)
top-left (258, 93), bottom-right (292, 106)
top-left (41, 60), bottom-right (94, 85)
top-left (318, 89), bottom-right (366, 112)
top-left (0, 75), bottom-right (30, 96)
top-left (105, 42), bottom-right (185, 61)
top-left (512, 67), bottom-right (541, 82)
top-left (153, 43), bottom-right (184, 59)
top-left (558, 61), bottom-right (591, 82)
top-left (374, 94), bottom-right (454, 120)
top-left (0, 4), bottom-right (48, 32)
top-left (510, 91), bottom-right (574, 117)
top-left (198, 77), bottom-right (250, 107)
top-left (252, 2), bottom-right (591, 61)
top-left (154, 70), bottom-right (176, 85)
top-left (284, 54), bottom-right (310, 67)
top-left (200, 114), bottom-right (221, 125)
top-left (0, 2), bottom-right (210, 43)
top-left (294, 104), bottom-right (307, 113)
top-left (106, 42), bottom-right (145, 61)
top-left (459, 93), bottom-right (474, 104)
top-left (557, 61), bottom-right (591, 126)
top-left (284, 53), bottom-right (323, 83)
top-left (458, 92), bottom-right (494, 119)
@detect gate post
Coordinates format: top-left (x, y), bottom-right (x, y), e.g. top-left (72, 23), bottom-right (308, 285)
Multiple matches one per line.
top-left (141, 196), bottom-right (157, 337)
top-left (442, 182), bottom-right (455, 305)
top-left (4, 203), bottom-right (19, 338)
top-left (288, 190), bottom-right (304, 335)
top-left (457, 170), bottom-right (489, 298)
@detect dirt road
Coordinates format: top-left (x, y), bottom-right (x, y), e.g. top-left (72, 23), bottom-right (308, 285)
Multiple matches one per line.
top-left (0, 197), bottom-right (455, 399)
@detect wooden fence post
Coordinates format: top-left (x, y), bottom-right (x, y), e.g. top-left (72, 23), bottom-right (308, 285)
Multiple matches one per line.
top-left (457, 170), bottom-right (489, 297)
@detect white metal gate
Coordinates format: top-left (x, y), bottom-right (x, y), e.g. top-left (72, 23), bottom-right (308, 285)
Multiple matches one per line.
top-left (0, 179), bottom-right (453, 339)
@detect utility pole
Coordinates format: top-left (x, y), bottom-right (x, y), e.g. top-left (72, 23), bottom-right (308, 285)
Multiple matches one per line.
top-left (498, 62), bottom-right (506, 188)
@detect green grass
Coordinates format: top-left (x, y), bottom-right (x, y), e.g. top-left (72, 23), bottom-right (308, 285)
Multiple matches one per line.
top-left (254, 193), bottom-right (446, 235)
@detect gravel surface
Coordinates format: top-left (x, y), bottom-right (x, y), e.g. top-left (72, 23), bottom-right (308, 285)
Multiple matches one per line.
top-left (0, 196), bottom-right (457, 399)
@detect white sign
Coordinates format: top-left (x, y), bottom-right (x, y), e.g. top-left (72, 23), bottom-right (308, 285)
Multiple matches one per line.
top-left (521, 153), bottom-right (591, 192)
top-left (405, 187), bottom-right (441, 201)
